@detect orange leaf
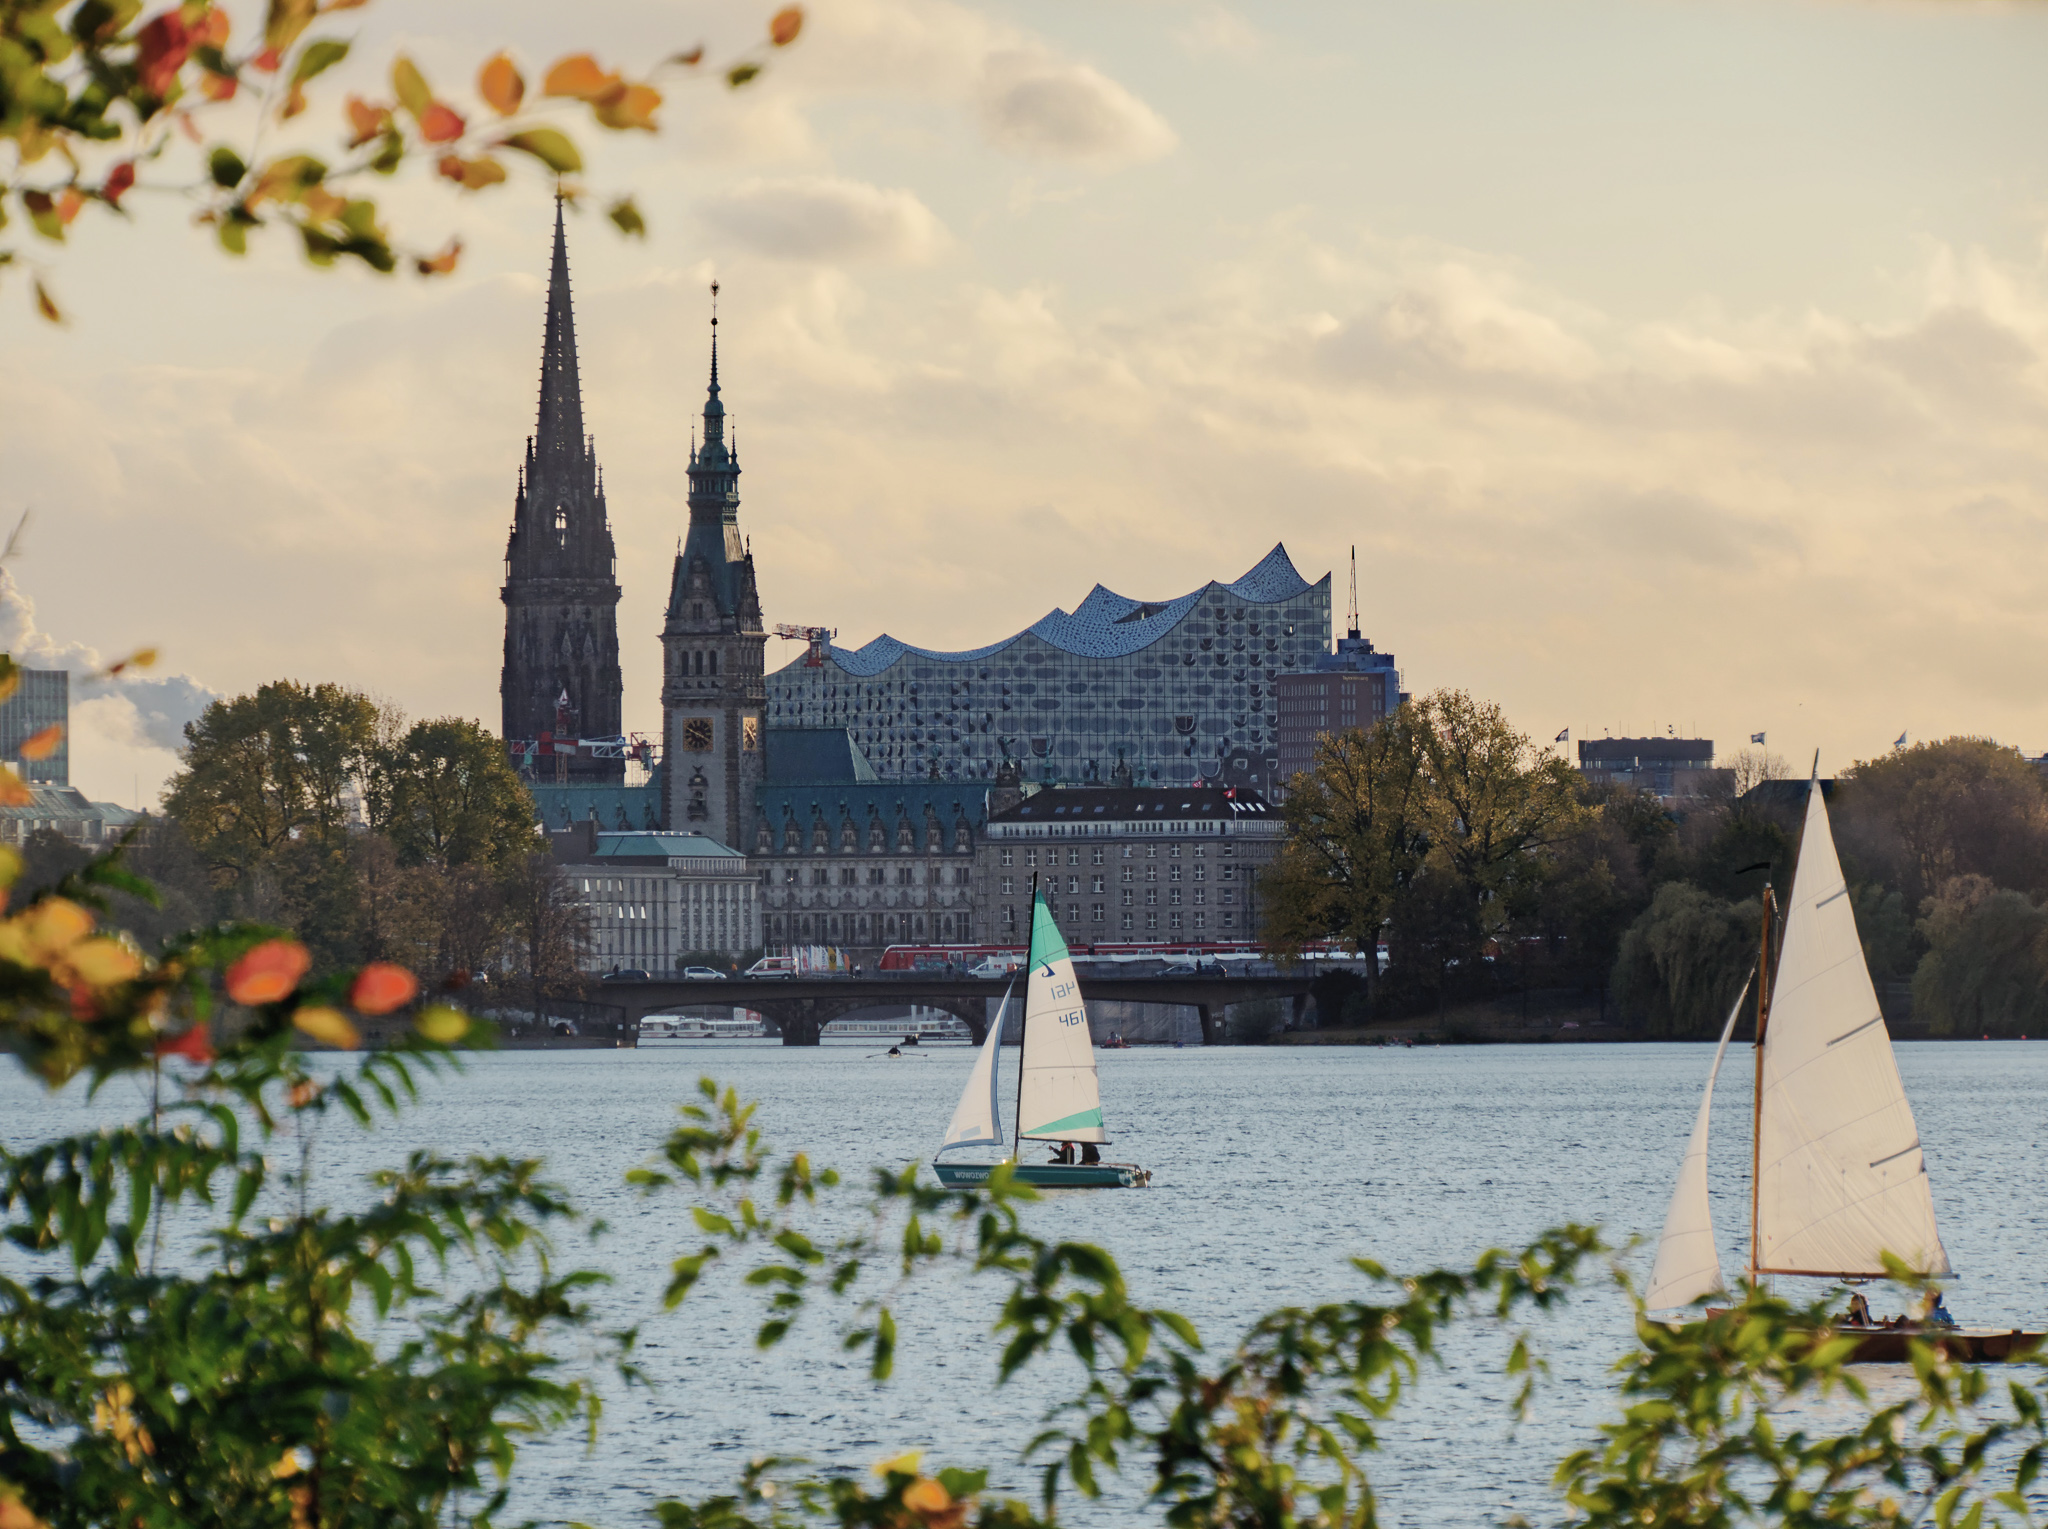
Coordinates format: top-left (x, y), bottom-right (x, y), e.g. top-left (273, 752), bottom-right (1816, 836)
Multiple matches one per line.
top-left (415, 239), bottom-right (462, 276)
top-left (418, 101), bottom-right (466, 143)
top-left (31, 282), bottom-right (59, 326)
top-left (669, 46), bottom-right (705, 67)
top-left (349, 962), bottom-right (419, 1015)
top-left (344, 95), bottom-right (388, 148)
top-left (902, 1479), bottom-right (951, 1514)
top-left (543, 54), bottom-right (619, 102)
top-left (288, 1079), bottom-right (319, 1109)
top-left (200, 70), bottom-right (237, 102)
top-left (770, 6), bottom-right (804, 46)
top-left (155, 1025), bottom-right (215, 1064)
top-left (594, 83), bottom-right (662, 132)
top-left (57, 190), bottom-right (82, 226)
top-left (292, 1005), bottom-right (360, 1049)
top-left (479, 52), bottom-right (524, 115)
top-left (18, 724), bottom-right (62, 760)
top-left (195, 7), bottom-right (230, 48)
top-left (0, 765), bottom-right (32, 804)
top-left (253, 46), bottom-right (281, 72)
top-left (226, 938), bottom-right (311, 1006)
top-left (435, 155), bottom-right (506, 190)
top-left (135, 12), bottom-right (194, 96)
top-left (103, 162), bottom-right (135, 206)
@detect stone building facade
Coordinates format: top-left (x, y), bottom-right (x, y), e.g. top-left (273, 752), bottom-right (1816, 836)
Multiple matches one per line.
top-left (500, 200), bottom-right (624, 783)
top-left (550, 824), bottom-right (760, 972)
top-left (752, 729), bottom-right (981, 959)
top-left (660, 300), bottom-right (768, 849)
top-left (972, 785), bottom-right (1282, 948)
top-left (764, 547), bottom-right (1331, 797)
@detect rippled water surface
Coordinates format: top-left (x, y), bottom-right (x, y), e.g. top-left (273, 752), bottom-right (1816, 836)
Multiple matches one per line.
top-left (7, 1040), bottom-right (2047, 1526)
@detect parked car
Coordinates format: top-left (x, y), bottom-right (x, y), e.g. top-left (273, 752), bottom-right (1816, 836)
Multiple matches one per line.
top-left (745, 955), bottom-right (797, 979)
top-left (681, 966), bottom-right (725, 981)
top-left (600, 968), bottom-right (652, 983)
top-left (968, 956), bottom-right (1024, 979)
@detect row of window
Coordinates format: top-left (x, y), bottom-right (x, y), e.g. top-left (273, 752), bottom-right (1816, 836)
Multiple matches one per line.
top-left (783, 865), bottom-right (972, 887)
top-left (997, 905), bottom-right (1236, 932)
top-left (999, 843), bottom-right (1233, 867)
top-left (1000, 863), bottom-right (1231, 894)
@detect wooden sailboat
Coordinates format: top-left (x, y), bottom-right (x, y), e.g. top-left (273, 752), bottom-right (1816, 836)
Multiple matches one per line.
top-left (932, 881), bottom-right (1151, 1189)
top-left (1648, 776), bottom-right (2041, 1362)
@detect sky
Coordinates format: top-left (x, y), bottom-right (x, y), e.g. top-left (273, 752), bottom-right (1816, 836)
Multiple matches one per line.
top-left (7, 0), bottom-right (2048, 807)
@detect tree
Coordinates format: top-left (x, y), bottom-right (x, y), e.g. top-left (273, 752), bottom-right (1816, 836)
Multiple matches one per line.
top-left (1833, 737), bottom-right (2048, 910)
top-left (1, 0), bottom-right (804, 320)
top-left (1258, 712), bottom-right (1430, 1012)
top-left (375, 716), bottom-right (534, 871)
top-left (1911, 876), bottom-right (2048, 1037)
top-left (503, 850), bottom-right (587, 1030)
top-left (1610, 881), bottom-right (1761, 1038)
top-left (1413, 689), bottom-right (1585, 962)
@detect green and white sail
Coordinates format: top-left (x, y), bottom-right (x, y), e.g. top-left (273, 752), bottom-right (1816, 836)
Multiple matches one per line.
top-left (1017, 891), bottom-right (1107, 1143)
top-left (938, 982), bottom-right (1012, 1153)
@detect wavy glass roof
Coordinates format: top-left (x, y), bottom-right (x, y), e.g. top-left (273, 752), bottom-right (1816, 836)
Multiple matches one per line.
top-left (824, 544), bottom-right (1315, 677)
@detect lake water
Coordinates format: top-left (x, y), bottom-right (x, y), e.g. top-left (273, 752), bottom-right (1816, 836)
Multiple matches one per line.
top-left (6, 1040), bottom-right (2046, 1525)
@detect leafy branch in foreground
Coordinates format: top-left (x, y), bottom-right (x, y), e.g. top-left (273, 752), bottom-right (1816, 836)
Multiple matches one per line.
top-left (1, 0), bottom-right (805, 318)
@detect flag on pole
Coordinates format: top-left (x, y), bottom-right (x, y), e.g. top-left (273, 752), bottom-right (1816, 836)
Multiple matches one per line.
top-left (1894, 731), bottom-right (1908, 749)
top-left (1555, 728), bottom-right (1568, 743)
top-left (1750, 732), bottom-right (1765, 745)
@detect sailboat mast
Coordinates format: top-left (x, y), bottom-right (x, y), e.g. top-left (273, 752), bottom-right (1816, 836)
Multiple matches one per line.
top-left (1749, 882), bottom-right (1775, 1282)
top-left (1012, 873), bottom-right (1036, 1163)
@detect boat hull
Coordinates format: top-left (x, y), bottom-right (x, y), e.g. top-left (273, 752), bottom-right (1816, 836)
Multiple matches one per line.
top-left (933, 1160), bottom-right (1151, 1189)
top-left (1698, 1312), bottom-right (2042, 1364)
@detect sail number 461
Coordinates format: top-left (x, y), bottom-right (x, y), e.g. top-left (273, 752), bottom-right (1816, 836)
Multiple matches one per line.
top-left (1057, 1008), bottom-right (1085, 1027)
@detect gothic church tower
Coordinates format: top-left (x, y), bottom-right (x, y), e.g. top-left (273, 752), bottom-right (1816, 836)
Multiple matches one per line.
top-left (662, 289), bottom-right (766, 843)
top-left (500, 201), bottom-right (624, 782)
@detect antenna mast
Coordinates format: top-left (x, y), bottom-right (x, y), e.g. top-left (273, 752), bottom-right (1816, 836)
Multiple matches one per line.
top-left (1346, 545), bottom-right (1361, 641)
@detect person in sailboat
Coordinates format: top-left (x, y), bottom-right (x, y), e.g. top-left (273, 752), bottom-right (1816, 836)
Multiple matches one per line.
top-left (1080, 1143), bottom-right (1101, 1165)
top-left (1926, 1291), bottom-right (1959, 1330)
top-left (1843, 1292), bottom-right (1873, 1328)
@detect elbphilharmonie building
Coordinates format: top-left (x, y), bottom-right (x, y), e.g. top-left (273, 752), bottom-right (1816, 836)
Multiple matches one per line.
top-left (765, 545), bottom-right (1332, 790)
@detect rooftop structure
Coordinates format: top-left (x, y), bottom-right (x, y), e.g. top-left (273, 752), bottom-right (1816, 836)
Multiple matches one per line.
top-left (766, 545), bottom-right (1332, 792)
top-left (1578, 737), bottom-right (1723, 804)
top-left (0, 785), bottom-right (145, 847)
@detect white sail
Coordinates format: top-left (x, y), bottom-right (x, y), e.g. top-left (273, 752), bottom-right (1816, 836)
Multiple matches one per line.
top-left (1016, 891), bottom-right (1107, 1144)
top-left (937, 984), bottom-right (1012, 1153)
top-left (1755, 781), bottom-right (1950, 1277)
top-left (1645, 972), bottom-right (1751, 1311)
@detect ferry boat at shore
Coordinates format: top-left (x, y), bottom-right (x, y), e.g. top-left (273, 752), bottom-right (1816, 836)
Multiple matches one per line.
top-left (824, 1013), bottom-right (973, 1043)
top-left (638, 1013), bottom-right (769, 1041)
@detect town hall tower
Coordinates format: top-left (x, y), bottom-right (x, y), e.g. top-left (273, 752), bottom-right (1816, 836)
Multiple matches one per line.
top-left (500, 201), bottom-right (625, 782)
top-left (661, 289), bottom-right (766, 843)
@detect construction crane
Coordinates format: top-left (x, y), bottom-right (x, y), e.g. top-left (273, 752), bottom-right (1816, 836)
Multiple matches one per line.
top-left (773, 624), bottom-right (837, 667)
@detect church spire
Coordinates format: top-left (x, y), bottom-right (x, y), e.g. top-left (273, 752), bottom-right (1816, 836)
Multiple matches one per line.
top-left (534, 195), bottom-right (586, 462)
top-left (702, 279), bottom-right (726, 451)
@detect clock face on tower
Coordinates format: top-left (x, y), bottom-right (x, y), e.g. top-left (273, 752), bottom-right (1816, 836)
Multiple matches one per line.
top-left (683, 718), bottom-right (714, 751)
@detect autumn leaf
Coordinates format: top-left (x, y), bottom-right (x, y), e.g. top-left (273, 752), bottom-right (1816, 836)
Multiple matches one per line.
top-left (391, 54), bottom-right (432, 120)
top-left (155, 1025), bottom-right (215, 1064)
top-left (136, 11), bottom-right (195, 97)
top-left (415, 1005), bottom-right (469, 1043)
top-left (0, 766), bottom-right (32, 805)
top-left (608, 196), bottom-right (646, 238)
top-left (22, 191), bottom-right (63, 242)
top-left (902, 1479), bottom-right (952, 1515)
top-left (414, 102), bottom-right (463, 142)
top-left (770, 6), bottom-right (804, 46)
top-left (479, 52), bottom-right (524, 115)
top-left (57, 191), bottom-right (82, 226)
top-left (413, 239), bottom-right (462, 276)
top-left (500, 129), bottom-right (582, 174)
top-left (263, 0), bottom-right (317, 56)
top-left (343, 96), bottom-right (388, 148)
top-left (543, 54), bottom-right (619, 102)
top-left (19, 724), bottom-right (63, 760)
top-left (349, 962), bottom-right (418, 1014)
top-left (65, 937), bottom-right (142, 988)
top-left (226, 938), bottom-right (311, 1005)
top-left (669, 46), bottom-right (705, 67)
top-left (594, 83), bottom-right (661, 132)
top-left (103, 162), bottom-right (135, 207)
top-left (436, 155), bottom-right (505, 191)
top-left (200, 70), bottom-right (237, 103)
top-left (292, 1005), bottom-right (360, 1049)
top-left (104, 648), bottom-right (157, 677)
top-left (727, 62), bottom-right (762, 88)
top-left (0, 659), bottom-right (19, 704)
top-left (291, 37), bottom-right (349, 85)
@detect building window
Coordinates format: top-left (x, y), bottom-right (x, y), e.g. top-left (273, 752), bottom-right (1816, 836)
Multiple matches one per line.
top-left (1026, 849), bottom-right (1038, 868)
top-left (1170, 866), bottom-right (1181, 883)
top-left (1001, 876), bottom-right (1014, 895)
top-left (1193, 889), bottom-right (1205, 905)
top-left (1222, 912), bottom-right (1235, 929)
top-left (1067, 903), bottom-right (1080, 925)
top-left (1122, 846), bottom-right (1133, 859)
top-left (1145, 866), bottom-right (1157, 883)
top-left (1194, 845), bottom-right (1205, 858)
top-left (1221, 864), bottom-right (1234, 881)
top-left (1120, 890), bottom-right (1132, 907)
top-left (1169, 913), bottom-right (1182, 931)
top-left (1193, 864), bottom-right (1205, 882)
top-left (1170, 844), bottom-right (1181, 859)
top-left (1145, 888), bottom-right (1157, 906)
top-left (1169, 889), bottom-right (1181, 907)
top-left (1147, 846), bottom-right (1157, 859)
top-left (1002, 905), bottom-right (1015, 929)
top-left (1091, 903), bottom-right (1104, 923)
top-left (1001, 849), bottom-right (1014, 867)
top-left (742, 716), bottom-right (759, 750)
top-left (1121, 912), bottom-right (1134, 931)
top-left (1221, 889), bottom-right (1234, 905)
top-left (1091, 875), bottom-right (1104, 893)
top-left (1068, 848), bottom-right (1081, 867)
top-left (1091, 847), bottom-right (1104, 865)
top-left (1145, 912), bottom-right (1158, 931)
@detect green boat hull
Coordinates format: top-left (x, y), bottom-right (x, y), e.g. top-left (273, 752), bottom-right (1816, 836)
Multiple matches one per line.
top-left (933, 1159), bottom-right (1151, 1189)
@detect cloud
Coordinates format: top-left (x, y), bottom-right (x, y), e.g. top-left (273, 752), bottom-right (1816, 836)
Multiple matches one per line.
top-left (0, 568), bottom-right (216, 754)
top-left (699, 177), bottom-right (950, 265)
top-left (977, 50), bottom-right (1177, 166)
top-left (1176, 5), bottom-right (1266, 57)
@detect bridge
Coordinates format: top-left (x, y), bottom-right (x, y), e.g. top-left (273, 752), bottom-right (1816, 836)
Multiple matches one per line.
top-left (592, 970), bottom-right (1364, 1046)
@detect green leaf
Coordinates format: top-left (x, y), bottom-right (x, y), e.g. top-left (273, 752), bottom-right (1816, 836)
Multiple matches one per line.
top-left (391, 54), bottom-right (432, 120)
top-left (292, 38), bottom-right (350, 86)
top-left (500, 129), bottom-right (582, 174)
top-left (607, 196), bottom-right (645, 238)
top-left (726, 63), bottom-right (762, 88)
top-left (208, 147), bottom-right (247, 189)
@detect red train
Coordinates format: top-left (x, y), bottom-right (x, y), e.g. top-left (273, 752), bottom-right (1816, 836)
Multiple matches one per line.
top-left (874, 940), bottom-right (1332, 974)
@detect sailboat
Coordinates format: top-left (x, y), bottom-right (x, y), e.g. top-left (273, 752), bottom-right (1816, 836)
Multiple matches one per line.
top-left (932, 882), bottom-right (1151, 1190)
top-left (1648, 777), bottom-right (2041, 1362)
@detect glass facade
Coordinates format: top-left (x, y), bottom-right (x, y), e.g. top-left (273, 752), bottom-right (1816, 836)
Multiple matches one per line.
top-left (766, 545), bottom-right (1331, 788)
top-left (0, 665), bottom-right (68, 786)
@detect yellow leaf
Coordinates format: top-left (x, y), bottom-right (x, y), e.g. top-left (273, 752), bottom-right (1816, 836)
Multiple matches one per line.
top-left (391, 54), bottom-right (431, 119)
top-left (594, 83), bottom-right (662, 132)
top-left (18, 723), bottom-right (62, 761)
top-left (415, 239), bottom-right (462, 276)
top-left (0, 1494), bottom-right (46, 1529)
top-left (499, 129), bottom-right (582, 174)
top-left (903, 1479), bottom-right (952, 1514)
top-left (0, 767), bottom-right (34, 808)
top-left (66, 937), bottom-right (143, 988)
top-left (292, 1005), bottom-right (360, 1049)
top-left (873, 1450), bottom-right (923, 1478)
top-left (33, 280), bottom-right (61, 325)
top-left (770, 6), bottom-right (804, 46)
top-left (479, 52), bottom-right (523, 115)
top-left (415, 1004), bottom-right (469, 1044)
top-left (0, 844), bottom-right (25, 889)
top-left (543, 54), bottom-right (618, 102)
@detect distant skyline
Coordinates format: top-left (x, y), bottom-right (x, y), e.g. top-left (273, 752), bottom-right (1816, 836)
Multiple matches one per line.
top-left (7, 0), bottom-right (2048, 806)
